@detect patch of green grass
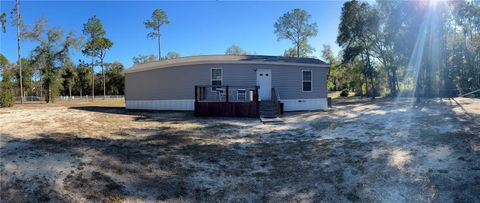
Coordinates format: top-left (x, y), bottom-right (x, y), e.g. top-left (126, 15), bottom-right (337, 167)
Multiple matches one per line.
top-left (185, 144), bottom-right (221, 154)
top-left (311, 120), bottom-right (347, 130)
top-left (106, 195), bottom-right (125, 203)
top-left (335, 171), bottom-right (344, 183)
top-left (157, 126), bottom-right (173, 130)
top-left (252, 172), bottom-right (267, 178)
top-left (195, 123), bottom-right (240, 132)
top-left (368, 123), bottom-right (385, 130)
top-left (437, 169), bottom-right (449, 173)
top-left (4, 151), bottom-right (17, 156)
top-left (328, 91), bottom-right (356, 99)
top-left (114, 131), bottom-right (129, 137)
top-left (105, 182), bottom-right (123, 191)
top-left (140, 159), bottom-right (150, 166)
top-left (345, 192), bottom-right (361, 202)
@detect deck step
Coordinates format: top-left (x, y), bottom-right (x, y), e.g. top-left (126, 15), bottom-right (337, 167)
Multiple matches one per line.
top-left (259, 100), bottom-right (281, 120)
top-left (260, 116), bottom-right (283, 123)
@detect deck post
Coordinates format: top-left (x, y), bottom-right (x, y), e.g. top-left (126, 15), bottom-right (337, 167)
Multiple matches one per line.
top-left (194, 85), bottom-right (198, 102)
top-left (255, 86), bottom-right (259, 117)
top-left (226, 86), bottom-right (229, 102)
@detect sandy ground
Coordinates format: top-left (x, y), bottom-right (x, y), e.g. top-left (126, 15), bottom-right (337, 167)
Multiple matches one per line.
top-left (0, 97), bottom-right (479, 202)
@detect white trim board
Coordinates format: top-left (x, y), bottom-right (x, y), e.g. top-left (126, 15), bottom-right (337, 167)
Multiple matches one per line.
top-left (126, 99), bottom-right (195, 111)
top-left (281, 98), bottom-right (327, 111)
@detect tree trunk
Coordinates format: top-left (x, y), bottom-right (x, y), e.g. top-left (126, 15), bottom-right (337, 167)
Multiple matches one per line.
top-left (102, 61), bottom-right (106, 99)
top-left (366, 51), bottom-right (375, 99)
top-left (16, 0), bottom-right (23, 104)
top-left (46, 84), bottom-right (50, 103)
top-left (296, 42), bottom-right (300, 58)
top-left (392, 67), bottom-right (399, 96)
top-left (69, 85), bottom-right (72, 97)
top-left (361, 54), bottom-right (368, 97)
top-left (40, 73), bottom-right (43, 98)
top-left (92, 53), bottom-right (95, 101)
top-left (365, 76), bottom-right (369, 97)
top-left (158, 25), bottom-right (161, 60)
top-left (334, 77), bottom-right (337, 91)
top-left (370, 74), bottom-right (376, 99)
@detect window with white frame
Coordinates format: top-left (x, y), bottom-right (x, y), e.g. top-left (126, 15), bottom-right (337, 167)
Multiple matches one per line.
top-left (211, 68), bottom-right (222, 90)
top-left (302, 70), bottom-right (312, 92)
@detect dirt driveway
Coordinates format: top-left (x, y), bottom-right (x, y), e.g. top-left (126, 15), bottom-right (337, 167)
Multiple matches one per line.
top-left (0, 98), bottom-right (479, 202)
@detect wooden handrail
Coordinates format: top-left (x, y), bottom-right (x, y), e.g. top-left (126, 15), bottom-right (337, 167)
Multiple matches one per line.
top-left (271, 88), bottom-right (281, 114)
top-left (271, 88), bottom-right (281, 102)
top-left (195, 85), bottom-right (257, 89)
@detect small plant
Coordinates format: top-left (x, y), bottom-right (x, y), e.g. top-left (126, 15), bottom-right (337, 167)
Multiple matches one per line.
top-left (340, 89), bottom-right (349, 97)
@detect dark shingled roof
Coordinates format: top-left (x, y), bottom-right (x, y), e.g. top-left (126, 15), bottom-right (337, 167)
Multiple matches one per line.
top-left (225, 55), bottom-right (327, 64)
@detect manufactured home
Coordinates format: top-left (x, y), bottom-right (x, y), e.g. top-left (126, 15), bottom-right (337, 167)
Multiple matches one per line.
top-left (125, 55), bottom-right (329, 117)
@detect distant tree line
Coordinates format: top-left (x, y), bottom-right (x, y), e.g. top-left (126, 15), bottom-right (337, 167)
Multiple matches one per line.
top-left (132, 51), bottom-right (181, 65)
top-left (327, 0), bottom-right (480, 98)
top-left (2, 2), bottom-right (478, 107)
top-left (0, 3), bottom-right (125, 106)
top-left (1, 6), bottom-right (177, 107)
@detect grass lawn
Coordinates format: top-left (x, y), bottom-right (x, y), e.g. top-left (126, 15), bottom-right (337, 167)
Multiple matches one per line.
top-left (0, 98), bottom-right (479, 202)
top-left (328, 91), bottom-right (356, 99)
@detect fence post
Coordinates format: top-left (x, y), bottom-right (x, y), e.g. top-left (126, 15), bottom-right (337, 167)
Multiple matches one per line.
top-left (226, 86), bottom-right (229, 102)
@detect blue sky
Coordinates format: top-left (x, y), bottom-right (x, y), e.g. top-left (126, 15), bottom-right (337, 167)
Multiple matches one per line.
top-left (0, 1), bottom-right (344, 70)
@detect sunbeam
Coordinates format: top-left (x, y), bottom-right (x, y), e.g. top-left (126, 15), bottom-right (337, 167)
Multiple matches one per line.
top-left (384, 5), bottom-right (438, 132)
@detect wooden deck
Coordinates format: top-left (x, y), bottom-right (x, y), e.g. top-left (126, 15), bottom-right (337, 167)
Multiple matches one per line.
top-left (194, 85), bottom-right (259, 117)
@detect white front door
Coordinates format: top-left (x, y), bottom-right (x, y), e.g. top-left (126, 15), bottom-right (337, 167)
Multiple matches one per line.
top-left (256, 69), bottom-right (272, 100)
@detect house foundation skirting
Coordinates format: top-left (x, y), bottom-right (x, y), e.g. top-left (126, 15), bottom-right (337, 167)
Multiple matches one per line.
top-left (125, 99), bottom-right (195, 111)
top-left (126, 98), bottom-right (327, 112)
top-left (280, 98), bottom-right (328, 111)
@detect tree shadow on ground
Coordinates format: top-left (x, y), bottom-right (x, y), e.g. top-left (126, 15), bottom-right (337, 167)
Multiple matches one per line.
top-left (69, 106), bottom-right (259, 124)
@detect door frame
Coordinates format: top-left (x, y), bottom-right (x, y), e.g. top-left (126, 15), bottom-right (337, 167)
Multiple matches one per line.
top-left (256, 69), bottom-right (272, 101)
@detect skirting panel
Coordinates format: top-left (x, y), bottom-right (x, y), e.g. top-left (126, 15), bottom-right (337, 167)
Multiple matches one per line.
top-left (281, 98), bottom-right (328, 111)
top-left (126, 99), bottom-right (195, 111)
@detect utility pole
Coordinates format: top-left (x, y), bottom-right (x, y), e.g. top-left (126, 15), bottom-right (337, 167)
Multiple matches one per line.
top-left (16, 0), bottom-right (24, 104)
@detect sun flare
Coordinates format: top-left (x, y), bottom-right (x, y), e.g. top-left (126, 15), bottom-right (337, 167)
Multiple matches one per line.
top-left (420, 0), bottom-right (447, 8)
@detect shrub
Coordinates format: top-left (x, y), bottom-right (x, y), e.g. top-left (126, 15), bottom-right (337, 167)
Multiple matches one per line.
top-left (0, 68), bottom-right (15, 108)
top-left (340, 89), bottom-right (349, 97)
top-left (0, 89), bottom-right (15, 107)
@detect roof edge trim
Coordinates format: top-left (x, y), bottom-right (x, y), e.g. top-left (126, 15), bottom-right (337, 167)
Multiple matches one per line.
top-left (125, 60), bottom-right (329, 74)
